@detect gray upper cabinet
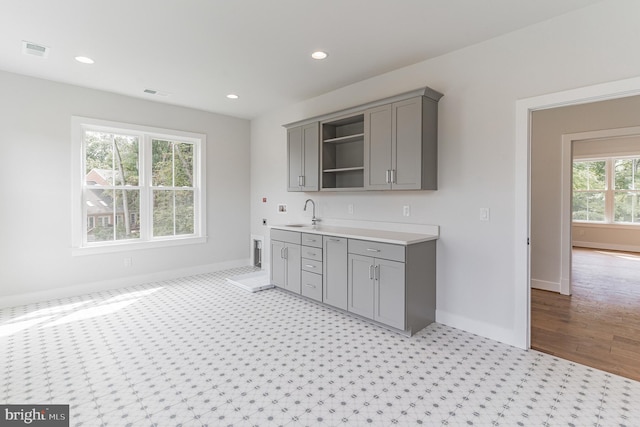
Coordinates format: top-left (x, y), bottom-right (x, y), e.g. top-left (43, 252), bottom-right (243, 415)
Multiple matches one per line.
top-left (364, 96), bottom-right (439, 190)
top-left (323, 236), bottom-right (348, 310)
top-left (284, 87), bottom-right (441, 192)
top-left (287, 122), bottom-right (319, 192)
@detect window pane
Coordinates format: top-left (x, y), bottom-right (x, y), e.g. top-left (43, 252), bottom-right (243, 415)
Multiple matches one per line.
top-left (152, 140), bottom-right (173, 186)
top-left (153, 190), bottom-right (174, 237)
top-left (614, 192), bottom-right (640, 223)
top-left (572, 191), bottom-right (605, 221)
top-left (174, 142), bottom-right (194, 187)
top-left (175, 190), bottom-right (194, 235)
top-left (86, 188), bottom-right (114, 242)
top-left (614, 158), bottom-right (640, 190)
top-left (114, 135), bottom-right (139, 186)
top-left (115, 190), bottom-right (140, 240)
top-left (85, 131), bottom-right (114, 185)
top-left (573, 161), bottom-right (606, 191)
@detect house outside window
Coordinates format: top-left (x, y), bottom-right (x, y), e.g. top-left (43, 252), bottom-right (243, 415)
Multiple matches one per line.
top-left (72, 117), bottom-right (207, 254)
top-left (573, 156), bottom-right (640, 225)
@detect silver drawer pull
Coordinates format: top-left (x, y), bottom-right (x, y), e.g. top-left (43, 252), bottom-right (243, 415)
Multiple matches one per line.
top-left (305, 264), bottom-right (316, 268)
top-left (307, 252), bottom-right (316, 256)
top-left (329, 238), bottom-right (340, 242)
top-left (305, 283), bottom-right (316, 288)
top-left (366, 248), bottom-right (380, 252)
top-left (305, 238), bottom-right (316, 242)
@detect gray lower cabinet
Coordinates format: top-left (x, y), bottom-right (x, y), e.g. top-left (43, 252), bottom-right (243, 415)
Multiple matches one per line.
top-left (287, 122), bottom-right (319, 191)
top-left (323, 236), bottom-right (348, 310)
top-left (270, 230), bottom-right (301, 294)
top-left (347, 254), bottom-right (405, 330)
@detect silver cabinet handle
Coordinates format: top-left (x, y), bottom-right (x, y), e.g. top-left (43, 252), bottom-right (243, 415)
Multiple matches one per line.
top-left (284, 247), bottom-right (288, 259)
top-left (280, 247), bottom-right (285, 258)
top-left (305, 283), bottom-right (316, 288)
top-left (385, 170), bottom-right (390, 183)
top-left (298, 175), bottom-right (304, 186)
top-left (369, 264), bottom-right (374, 280)
top-left (305, 238), bottom-right (316, 243)
top-left (305, 264), bottom-right (316, 269)
top-left (307, 252), bottom-right (316, 256)
top-left (329, 238), bottom-right (340, 242)
top-left (374, 264), bottom-right (380, 281)
top-left (366, 248), bottom-right (380, 252)
top-left (390, 169), bottom-right (395, 184)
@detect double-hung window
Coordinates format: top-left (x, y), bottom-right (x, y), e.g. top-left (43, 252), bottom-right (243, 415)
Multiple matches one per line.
top-left (572, 156), bottom-right (640, 225)
top-left (72, 117), bottom-right (206, 254)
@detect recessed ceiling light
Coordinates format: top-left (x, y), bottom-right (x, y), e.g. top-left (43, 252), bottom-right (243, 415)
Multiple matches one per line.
top-left (311, 51), bottom-right (328, 60)
top-left (226, 94), bottom-right (239, 99)
top-left (75, 56), bottom-right (95, 64)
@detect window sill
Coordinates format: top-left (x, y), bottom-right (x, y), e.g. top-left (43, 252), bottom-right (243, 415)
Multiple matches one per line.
top-left (72, 236), bottom-right (207, 256)
top-left (572, 221), bottom-right (640, 231)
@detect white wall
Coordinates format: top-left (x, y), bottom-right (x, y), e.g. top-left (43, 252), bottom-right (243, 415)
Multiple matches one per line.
top-left (0, 70), bottom-right (251, 306)
top-left (250, 0), bottom-right (640, 347)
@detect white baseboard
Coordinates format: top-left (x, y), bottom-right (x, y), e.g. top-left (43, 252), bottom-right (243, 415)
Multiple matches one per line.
top-left (573, 241), bottom-right (640, 253)
top-left (531, 279), bottom-right (560, 292)
top-left (436, 309), bottom-right (522, 349)
top-left (0, 258), bottom-right (251, 309)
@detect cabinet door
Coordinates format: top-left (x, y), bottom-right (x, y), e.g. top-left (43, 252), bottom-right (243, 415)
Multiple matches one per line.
top-left (270, 240), bottom-right (286, 288)
top-left (348, 254), bottom-right (375, 319)
top-left (287, 126), bottom-right (303, 191)
top-left (323, 236), bottom-right (347, 310)
top-left (364, 104), bottom-right (392, 190)
top-left (392, 97), bottom-right (422, 190)
top-left (285, 243), bottom-right (301, 294)
top-left (301, 122), bottom-right (319, 191)
top-left (374, 258), bottom-right (406, 329)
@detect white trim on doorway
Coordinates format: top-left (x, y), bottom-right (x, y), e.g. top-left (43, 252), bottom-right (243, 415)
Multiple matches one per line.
top-left (514, 75), bottom-right (640, 350)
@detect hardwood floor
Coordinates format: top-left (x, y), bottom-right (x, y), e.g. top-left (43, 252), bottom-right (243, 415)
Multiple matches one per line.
top-left (531, 247), bottom-right (640, 381)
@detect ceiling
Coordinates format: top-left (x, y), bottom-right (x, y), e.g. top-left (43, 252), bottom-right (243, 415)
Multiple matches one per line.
top-left (0, 0), bottom-right (602, 119)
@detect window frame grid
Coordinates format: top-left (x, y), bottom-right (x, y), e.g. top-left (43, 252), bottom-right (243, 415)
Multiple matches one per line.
top-left (72, 116), bottom-right (206, 255)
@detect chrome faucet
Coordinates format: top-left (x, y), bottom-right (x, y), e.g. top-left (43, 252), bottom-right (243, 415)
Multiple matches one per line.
top-left (304, 199), bottom-right (320, 226)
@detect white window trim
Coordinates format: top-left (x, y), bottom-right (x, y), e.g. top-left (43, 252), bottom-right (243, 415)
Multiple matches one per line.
top-left (572, 155), bottom-right (640, 226)
top-left (71, 116), bottom-right (207, 255)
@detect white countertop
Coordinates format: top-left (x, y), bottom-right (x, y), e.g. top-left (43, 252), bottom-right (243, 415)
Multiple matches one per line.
top-left (270, 224), bottom-right (438, 245)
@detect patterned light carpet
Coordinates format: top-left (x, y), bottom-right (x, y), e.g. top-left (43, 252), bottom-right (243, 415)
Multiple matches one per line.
top-left (1, 266), bottom-right (638, 426)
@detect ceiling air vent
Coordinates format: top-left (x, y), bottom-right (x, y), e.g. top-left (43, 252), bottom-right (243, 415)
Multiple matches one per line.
top-left (22, 41), bottom-right (50, 58)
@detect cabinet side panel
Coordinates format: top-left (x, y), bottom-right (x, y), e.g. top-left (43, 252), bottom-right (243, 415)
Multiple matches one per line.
top-left (421, 97), bottom-right (438, 190)
top-left (406, 240), bottom-right (436, 333)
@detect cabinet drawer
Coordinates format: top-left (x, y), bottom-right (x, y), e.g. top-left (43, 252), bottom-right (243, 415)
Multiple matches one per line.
top-left (301, 233), bottom-right (323, 248)
top-left (271, 229), bottom-right (301, 244)
top-left (302, 246), bottom-right (322, 261)
top-left (348, 239), bottom-right (405, 262)
top-left (302, 259), bottom-right (323, 273)
top-left (301, 271), bottom-right (322, 302)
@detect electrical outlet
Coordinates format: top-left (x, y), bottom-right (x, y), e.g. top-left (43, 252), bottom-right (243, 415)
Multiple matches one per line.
top-left (403, 205), bottom-right (410, 217)
top-left (480, 208), bottom-right (490, 221)
top-left (124, 257), bottom-right (132, 268)
top-left (348, 204), bottom-right (354, 215)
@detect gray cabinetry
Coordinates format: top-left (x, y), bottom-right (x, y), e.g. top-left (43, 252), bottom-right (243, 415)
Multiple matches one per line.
top-left (364, 96), bottom-right (439, 190)
top-left (320, 115), bottom-right (365, 190)
top-left (323, 236), bottom-right (348, 310)
top-left (347, 241), bottom-right (406, 330)
top-left (288, 122), bottom-right (319, 192)
top-left (301, 232), bottom-right (323, 302)
top-left (270, 229), bottom-right (301, 294)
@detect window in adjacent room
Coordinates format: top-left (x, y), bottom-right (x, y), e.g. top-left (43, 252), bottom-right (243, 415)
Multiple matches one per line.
top-left (572, 156), bottom-right (640, 225)
top-left (72, 117), bottom-right (206, 254)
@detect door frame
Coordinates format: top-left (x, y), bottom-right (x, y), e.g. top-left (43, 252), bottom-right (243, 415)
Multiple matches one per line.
top-left (514, 75), bottom-right (640, 349)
